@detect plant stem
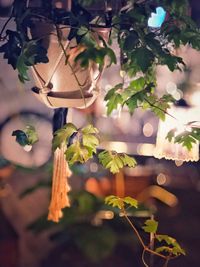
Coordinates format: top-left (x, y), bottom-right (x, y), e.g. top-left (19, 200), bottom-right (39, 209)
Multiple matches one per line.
top-left (163, 256), bottom-right (170, 267)
top-left (122, 209), bottom-right (168, 260)
top-left (144, 97), bottom-right (177, 121)
top-left (142, 249), bottom-right (149, 267)
top-left (122, 209), bottom-right (146, 248)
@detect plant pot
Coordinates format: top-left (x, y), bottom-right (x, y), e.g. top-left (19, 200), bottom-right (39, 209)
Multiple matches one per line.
top-left (30, 21), bottom-right (110, 109)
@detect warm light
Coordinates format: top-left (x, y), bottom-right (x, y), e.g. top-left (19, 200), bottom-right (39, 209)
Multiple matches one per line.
top-left (96, 210), bottom-right (114, 220)
top-left (175, 160), bottom-right (183, 167)
top-left (143, 123), bottom-right (154, 137)
top-left (137, 143), bottom-right (155, 156)
top-left (154, 106), bottom-right (199, 162)
top-left (103, 141), bottom-right (128, 153)
top-left (90, 162), bottom-right (98, 173)
top-left (189, 90), bottom-right (200, 107)
top-left (166, 82), bottom-right (177, 94)
top-left (156, 173), bottom-right (167, 185)
top-left (173, 90), bottom-right (182, 101)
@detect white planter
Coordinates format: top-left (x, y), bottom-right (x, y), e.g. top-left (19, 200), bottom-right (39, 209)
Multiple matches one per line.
top-left (30, 21), bottom-right (110, 109)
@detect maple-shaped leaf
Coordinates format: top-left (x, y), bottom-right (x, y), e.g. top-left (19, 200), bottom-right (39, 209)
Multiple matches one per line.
top-left (98, 150), bottom-right (136, 174)
top-left (12, 125), bottom-right (38, 147)
top-left (142, 219), bottom-right (158, 234)
top-left (52, 123), bottom-right (78, 151)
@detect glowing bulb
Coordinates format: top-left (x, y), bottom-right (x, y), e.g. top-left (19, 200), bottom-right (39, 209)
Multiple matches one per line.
top-left (157, 173), bottom-right (167, 185)
top-left (143, 123), bottom-right (154, 137)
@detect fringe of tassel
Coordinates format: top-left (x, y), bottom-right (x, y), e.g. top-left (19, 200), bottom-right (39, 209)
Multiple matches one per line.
top-left (48, 143), bottom-right (71, 222)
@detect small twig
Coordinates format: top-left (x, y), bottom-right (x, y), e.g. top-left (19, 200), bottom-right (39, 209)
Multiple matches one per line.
top-left (122, 208), bottom-right (169, 260)
top-left (122, 209), bottom-right (146, 248)
top-left (163, 255), bottom-right (171, 267)
top-left (142, 249), bottom-right (149, 267)
top-left (144, 97), bottom-right (177, 121)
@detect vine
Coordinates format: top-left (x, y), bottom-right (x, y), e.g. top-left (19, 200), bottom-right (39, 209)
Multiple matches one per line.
top-left (105, 195), bottom-right (185, 267)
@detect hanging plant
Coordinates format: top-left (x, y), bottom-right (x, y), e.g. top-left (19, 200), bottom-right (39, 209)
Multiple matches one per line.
top-left (1, 0), bottom-right (200, 223)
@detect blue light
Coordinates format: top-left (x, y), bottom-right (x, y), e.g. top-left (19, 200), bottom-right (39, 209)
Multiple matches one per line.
top-left (148, 7), bottom-right (166, 28)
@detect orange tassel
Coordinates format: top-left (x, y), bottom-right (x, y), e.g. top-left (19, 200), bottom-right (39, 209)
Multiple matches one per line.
top-left (48, 143), bottom-right (71, 222)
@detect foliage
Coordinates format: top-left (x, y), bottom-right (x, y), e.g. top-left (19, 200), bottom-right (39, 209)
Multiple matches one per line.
top-left (53, 123), bottom-right (136, 173)
top-left (166, 126), bottom-right (200, 151)
top-left (105, 195), bottom-right (185, 266)
top-left (12, 125), bottom-right (38, 147)
top-left (1, 0), bottom-right (200, 153)
top-left (98, 151), bottom-right (137, 174)
top-left (53, 123), bottom-right (99, 165)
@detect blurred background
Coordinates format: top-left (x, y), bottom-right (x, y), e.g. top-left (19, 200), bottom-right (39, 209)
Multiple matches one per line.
top-left (1, 1), bottom-right (200, 267)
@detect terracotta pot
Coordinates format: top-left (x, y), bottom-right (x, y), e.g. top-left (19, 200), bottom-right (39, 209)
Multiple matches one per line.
top-left (30, 21), bottom-right (110, 109)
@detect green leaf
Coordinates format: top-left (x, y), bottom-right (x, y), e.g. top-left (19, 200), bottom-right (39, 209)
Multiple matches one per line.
top-left (60, 123), bottom-right (99, 165)
top-left (98, 150), bottom-right (136, 174)
top-left (12, 125), bottom-right (38, 147)
top-left (142, 219), bottom-right (158, 234)
top-left (104, 47), bottom-right (117, 67)
top-left (65, 141), bottom-right (90, 165)
top-left (125, 94), bottom-right (139, 114)
top-left (15, 40), bottom-right (48, 83)
top-left (16, 55), bottom-right (30, 82)
top-left (75, 46), bottom-right (116, 70)
top-left (131, 47), bottom-right (154, 72)
top-left (106, 93), bottom-right (123, 116)
top-left (105, 195), bottom-right (123, 209)
top-left (104, 83), bottom-right (123, 101)
top-left (82, 134), bottom-right (99, 153)
top-left (155, 246), bottom-right (172, 254)
top-left (119, 154), bottom-right (137, 168)
top-left (166, 128), bottom-right (176, 142)
top-left (12, 130), bottom-right (29, 147)
top-left (52, 123), bottom-right (77, 151)
top-left (129, 77), bottom-right (145, 91)
top-left (25, 125), bottom-right (39, 145)
top-left (156, 234), bottom-right (185, 256)
top-left (123, 197), bottom-right (138, 208)
top-left (0, 30), bottom-right (22, 69)
top-left (175, 132), bottom-right (197, 151)
top-left (156, 234), bottom-right (176, 245)
top-left (81, 124), bottom-right (99, 134)
top-left (123, 31), bottom-right (139, 51)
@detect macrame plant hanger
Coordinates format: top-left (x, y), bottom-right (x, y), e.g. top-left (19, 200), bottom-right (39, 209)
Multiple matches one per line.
top-left (29, 0), bottom-right (73, 222)
top-left (47, 0), bottom-right (72, 222)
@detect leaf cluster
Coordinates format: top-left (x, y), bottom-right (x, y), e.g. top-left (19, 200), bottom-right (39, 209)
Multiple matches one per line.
top-left (12, 125), bottom-right (38, 147)
top-left (104, 74), bottom-right (175, 119)
top-left (166, 126), bottom-right (200, 151)
top-left (105, 195), bottom-right (185, 258)
top-left (98, 150), bottom-right (137, 174)
top-left (53, 123), bottom-right (99, 165)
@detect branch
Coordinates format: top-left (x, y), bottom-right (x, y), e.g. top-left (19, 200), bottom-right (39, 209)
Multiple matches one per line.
top-left (144, 97), bottom-right (177, 121)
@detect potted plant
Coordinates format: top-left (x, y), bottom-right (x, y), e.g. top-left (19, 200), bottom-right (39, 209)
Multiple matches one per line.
top-left (0, 0), bottom-right (200, 264)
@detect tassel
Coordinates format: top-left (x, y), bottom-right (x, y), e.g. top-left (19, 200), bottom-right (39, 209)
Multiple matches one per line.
top-left (48, 143), bottom-right (71, 222)
top-left (48, 108), bottom-right (71, 222)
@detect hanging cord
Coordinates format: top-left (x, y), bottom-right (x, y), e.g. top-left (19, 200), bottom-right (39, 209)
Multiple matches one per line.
top-left (104, 0), bottom-right (113, 27)
top-left (30, 0), bottom-right (71, 108)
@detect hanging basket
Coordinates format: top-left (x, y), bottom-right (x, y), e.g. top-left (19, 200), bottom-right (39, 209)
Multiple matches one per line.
top-left (30, 21), bottom-right (110, 109)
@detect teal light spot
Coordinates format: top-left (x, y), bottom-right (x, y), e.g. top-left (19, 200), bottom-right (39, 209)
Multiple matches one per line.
top-left (148, 7), bottom-right (166, 28)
